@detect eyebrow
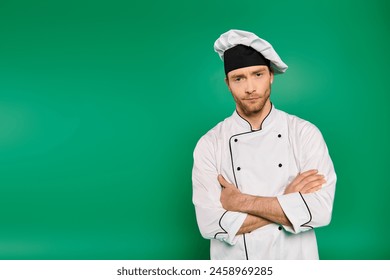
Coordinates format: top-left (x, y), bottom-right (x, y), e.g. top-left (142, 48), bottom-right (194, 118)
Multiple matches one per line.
top-left (229, 67), bottom-right (268, 79)
top-left (230, 73), bottom-right (245, 79)
top-left (251, 68), bottom-right (267, 74)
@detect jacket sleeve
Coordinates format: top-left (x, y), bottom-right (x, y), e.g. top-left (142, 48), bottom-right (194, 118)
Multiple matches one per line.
top-left (192, 135), bottom-right (247, 245)
top-left (277, 121), bottom-right (337, 234)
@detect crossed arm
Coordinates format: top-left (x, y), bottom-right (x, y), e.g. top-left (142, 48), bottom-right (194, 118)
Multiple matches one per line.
top-left (218, 170), bottom-right (326, 235)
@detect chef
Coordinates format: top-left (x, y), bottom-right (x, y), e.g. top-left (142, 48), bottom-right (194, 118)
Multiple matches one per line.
top-left (192, 29), bottom-right (336, 260)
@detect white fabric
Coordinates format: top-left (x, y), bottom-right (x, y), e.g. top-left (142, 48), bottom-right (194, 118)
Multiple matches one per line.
top-left (214, 29), bottom-right (288, 74)
top-left (192, 105), bottom-right (336, 259)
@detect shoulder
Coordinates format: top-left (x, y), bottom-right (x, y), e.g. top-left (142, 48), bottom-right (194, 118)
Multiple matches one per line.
top-left (280, 109), bottom-right (322, 135)
top-left (281, 108), bottom-right (326, 151)
top-left (275, 108), bottom-right (325, 144)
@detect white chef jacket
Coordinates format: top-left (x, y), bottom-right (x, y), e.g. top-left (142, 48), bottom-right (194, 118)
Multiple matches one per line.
top-left (192, 105), bottom-right (336, 260)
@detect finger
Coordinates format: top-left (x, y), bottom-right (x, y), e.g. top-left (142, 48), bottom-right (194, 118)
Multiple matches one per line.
top-left (292, 169), bottom-right (318, 185)
top-left (301, 174), bottom-right (325, 185)
top-left (301, 169), bottom-right (319, 175)
top-left (301, 185), bottom-right (321, 194)
top-left (291, 174), bottom-right (322, 190)
top-left (299, 169), bottom-right (319, 179)
top-left (301, 178), bottom-right (326, 194)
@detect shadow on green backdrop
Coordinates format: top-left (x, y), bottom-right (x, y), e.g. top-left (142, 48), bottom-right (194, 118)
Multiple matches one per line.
top-left (0, 0), bottom-right (389, 259)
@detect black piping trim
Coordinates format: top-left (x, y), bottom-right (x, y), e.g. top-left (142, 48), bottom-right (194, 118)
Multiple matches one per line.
top-left (226, 105), bottom-right (274, 260)
top-left (243, 234), bottom-right (249, 260)
top-left (228, 105), bottom-right (274, 187)
top-left (215, 210), bottom-right (249, 260)
top-left (227, 135), bottom-right (250, 259)
top-left (214, 210), bottom-right (229, 239)
top-left (235, 103), bottom-right (273, 131)
top-left (301, 225), bottom-right (314, 229)
top-left (298, 192), bottom-right (313, 229)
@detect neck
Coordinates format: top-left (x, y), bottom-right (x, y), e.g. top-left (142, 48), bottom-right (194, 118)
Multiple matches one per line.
top-left (238, 101), bottom-right (272, 130)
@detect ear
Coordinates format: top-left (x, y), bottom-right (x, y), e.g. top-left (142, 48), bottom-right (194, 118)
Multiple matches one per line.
top-left (270, 71), bottom-right (274, 84)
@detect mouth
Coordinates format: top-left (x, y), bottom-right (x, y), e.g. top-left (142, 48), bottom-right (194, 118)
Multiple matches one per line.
top-left (244, 97), bottom-right (260, 101)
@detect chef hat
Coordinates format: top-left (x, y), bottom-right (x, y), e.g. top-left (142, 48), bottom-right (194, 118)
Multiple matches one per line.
top-left (214, 29), bottom-right (288, 75)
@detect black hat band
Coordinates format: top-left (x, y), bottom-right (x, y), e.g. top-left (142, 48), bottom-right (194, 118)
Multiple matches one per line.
top-left (224, 44), bottom-right (270, 75)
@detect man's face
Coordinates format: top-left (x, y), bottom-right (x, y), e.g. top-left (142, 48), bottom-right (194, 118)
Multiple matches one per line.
top-left (226, 65), bottom-right (274, 117)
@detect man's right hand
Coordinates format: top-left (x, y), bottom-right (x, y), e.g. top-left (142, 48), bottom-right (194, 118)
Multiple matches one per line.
top-left (284, 169), bottom-right (326, 195)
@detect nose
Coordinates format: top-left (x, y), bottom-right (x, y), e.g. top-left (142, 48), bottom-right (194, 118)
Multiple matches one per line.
top-left (245, 78), bottom-right (256, 94)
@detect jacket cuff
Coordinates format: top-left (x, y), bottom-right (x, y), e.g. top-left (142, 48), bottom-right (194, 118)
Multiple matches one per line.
top-left (218, 211), bottom-right (247, 245)
top-left (277, 192), bottom-right (312, 234)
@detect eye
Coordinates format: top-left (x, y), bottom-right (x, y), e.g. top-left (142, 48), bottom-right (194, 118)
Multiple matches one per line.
top-left (255, 72), bottom-right (263, 77)
top-left (235, 77), bottom-right (241, 82)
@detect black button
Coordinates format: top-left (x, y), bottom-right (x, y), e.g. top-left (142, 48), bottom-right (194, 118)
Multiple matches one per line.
top-left (234, 139), bottom-right (238, 142)
top-left (237, 167), bottom-right (241, 171)
top-left (278, 226), bottom-right (282, 230)
top-left (278, 163), bottom-right (283, 167)
top-left (278, 134), bottom-right (282, 138)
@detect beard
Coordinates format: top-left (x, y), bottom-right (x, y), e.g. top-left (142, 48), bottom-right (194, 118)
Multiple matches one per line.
top-left (235, 93), bottom-right (270, 117)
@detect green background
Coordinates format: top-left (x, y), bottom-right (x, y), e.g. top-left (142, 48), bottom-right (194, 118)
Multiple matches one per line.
top-left (0, 0), bottom-right (389, 259)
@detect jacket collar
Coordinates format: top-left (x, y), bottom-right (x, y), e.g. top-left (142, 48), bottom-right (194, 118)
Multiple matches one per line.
top-left (233, 103), bottom-right (276, 131)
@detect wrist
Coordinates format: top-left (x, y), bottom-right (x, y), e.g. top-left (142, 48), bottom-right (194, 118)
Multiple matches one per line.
top-left (239, 193), bottom-right (256, 213)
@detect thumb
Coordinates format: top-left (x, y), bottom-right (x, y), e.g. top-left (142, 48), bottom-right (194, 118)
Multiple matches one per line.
top-left (217, 174), bottom-right (230, 188)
